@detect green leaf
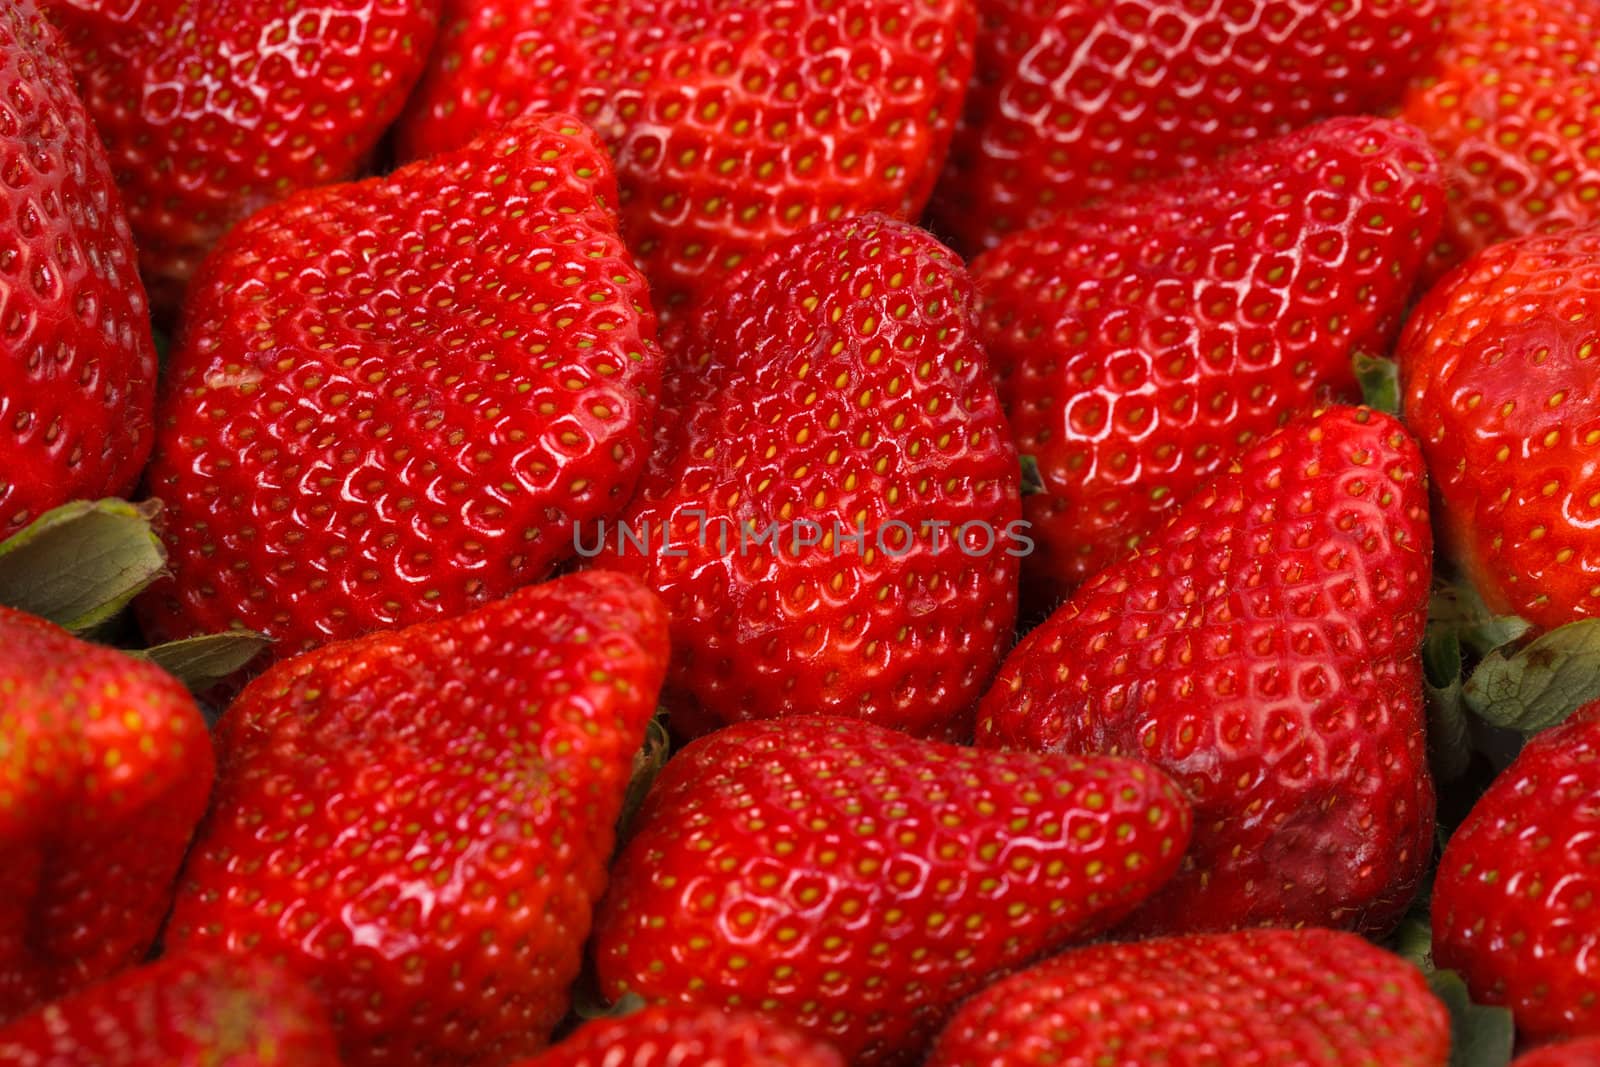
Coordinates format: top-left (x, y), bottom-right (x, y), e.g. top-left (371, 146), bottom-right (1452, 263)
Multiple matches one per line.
top-left (617, 714), bottom-right (671, 843)
top-left (1423, 616), bottom-right (1473, 782)
top-left (1019, 454), bottom-right (1046, 497)
top-left (1354, 352), bottom-right (1402, 416)
top-left (1430, 969), bottom-right (1515, 1067)
top-left (132, 631), bottom-right (273, 691)
top-left (0, 499), bottom-right (166, 633)
top-left (1463, 618), bottom-right (1600, 734)
top-left (1429, 584), bottom-right (1531, 661)
top-left (571, 991), bottom-right (645, 1023)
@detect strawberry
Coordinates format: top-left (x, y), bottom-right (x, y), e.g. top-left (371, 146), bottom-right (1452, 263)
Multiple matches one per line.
top-left (0, 952), bottom-right (340, 1066)
top-left (977, 405), bottom-right (1436, 935)
top-left (0, 606), bottom-right (213, 1022)
top-left (973, 116), bottom-right (1443, 598)
top-left (1397, 0), bottom-right (1600, 285)
top-left (585, 214), bottom-right (1020, 739)
top-left (590, 715), bottom-right (1193, 1064)
top-left (515, 1005), bottom-right (846, 1067)
top-left (1400, 223), bottom-right (1600, 633)
top-left (924, 928), bottom-right (1451, 1066)
top-left (162, 571), bottom-right (669, 1067)
top-left (395, 0), bottom-right (975, 342)
top-left (929, 0), bottom-right (1446, 254)
top-left (44, 0), bottom-right (440, 313)
top-left (0, 0), bottom-right (157, 538)
top-left (1517, 1039), bottom-right (1600, 1067)
top-left (135, 113), bottom-right (663, 668)
top-left (1432, 701), bottom-right (1600, 1043)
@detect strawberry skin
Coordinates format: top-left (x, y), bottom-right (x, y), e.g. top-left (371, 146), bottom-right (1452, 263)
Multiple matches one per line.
top-left (1432, 702), bottom-right (1600, 1043)
top-left (1401, 223), bottom-right (1600, 632)
top-left (925, 928), bottom-right (1451, 1067)
top-left (45, 0), bottom-right (440, 313)
top-left (163, 572), bottom-right (667, 1065)
top-left (1397, 0), bottom-right (1600, 285)
top-left (929, 0), bottom-right (1446, 254)
top-left (0, 0), bottom-right (158, 538)
top-left (1516, 1038), bottom-right (1600, 1067)
top-left (978, 406), bottom-right (1436, 935)
top-left (0, 952), bottom-right (340, 1066)
top-left (162, 571), bottom-right (669, 1067)
top-left (974, 116), bottom-right (1443, 597)
top-left (587, 214), bottom-right (1019, 739)
top-left (397, 0), bottom-right (975, 339)
top-left (591, 716), bottom-right (1193, 1064)
top-left (0, 607), bottom-right (213, 1022)
top-left (136, 113), bottom-right (662, 667)
top-left (514, 1005), bottom-right (846, 1067)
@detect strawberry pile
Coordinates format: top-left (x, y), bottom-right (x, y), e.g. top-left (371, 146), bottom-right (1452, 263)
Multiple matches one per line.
top-left (2, 0), bottom-right (1600, 1063)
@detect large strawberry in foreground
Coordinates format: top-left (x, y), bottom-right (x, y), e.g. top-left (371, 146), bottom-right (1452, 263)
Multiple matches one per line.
top-left (588, 214), bottom-right (1020, 739)
top-left (137, 113), bottom-right (662, 667)
top-left (45, 0), bottom-right (440, 313)
top-left (1401, 223), bottom-right (1600, 632)
top-left (1432, 701), bottom-right (1600, 1043)
top-left (0, 0), bottom-right (157, 538)
top-left (978, 406), bottom-right (1436, 935)
top-left (397, 0), bottom-right (975, 342)
top-left (592, 716), bottom-right (1193, 1064)
top-left (929, 0), bottom-right (1446, 253)
top-left (975, 116), bottom-right (1442, 597)
top-left (0, 607), bottom-right (213, 1022)
top-left (0, 952), bottom-right (340, 1065)
top-left (164, 571), bottom-right (669, 1067)
top-left (925, 929), bottom-right (1450, 1066)
top-left (1398, 0), bottom-right (1600, 284)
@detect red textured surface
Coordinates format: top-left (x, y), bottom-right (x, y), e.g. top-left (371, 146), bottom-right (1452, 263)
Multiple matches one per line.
top-left (514, 1005), bottom-right (846, 1067)
top-left (592, 715), bottom-right (1192, 1065)
top-left (978, 406), bottom-right (1435, 934)
top-left (164, 572), bottom-right (670, 1067)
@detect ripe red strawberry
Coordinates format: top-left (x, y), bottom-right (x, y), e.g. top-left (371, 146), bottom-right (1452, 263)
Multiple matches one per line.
top-left (973, 116), bottom-right (1443, 597)
top-left (0, 0), bottom-right (157, 538)
top-left (924, 928), bottom-right (1451, 1066)
top-left (978, 405), bottom-right (1435, 935)
top-left (136, 113), bottom-right (662, 667)
top-left (1397, 0), bottom-right (1600, 285)
top-left (396, 0), bottom-right (975, 342)
top-left (585, 214), bottom-right (1019, 739)
top-left (1400, 223), bottom-right (1600, 632)
top-left (1517, 1038), bottom-right (1600, 1067)
top-left (591, 716), bottom-right (1193, 1064)
top-left (44, 0), bottom-right (440, 313)
top-left (0, 607), bottom-right (213, 1022)
top-left (0, 952), bottom-right (340, 1066)
top-left (1432, 701), bottom-right (1600, 1043)
top-left (162, 571), bottom-right (669, 1067)
top-left (929, 0), bottom-right (1446, 254)
top-left (515, 1005), bottom-right (846, 1067)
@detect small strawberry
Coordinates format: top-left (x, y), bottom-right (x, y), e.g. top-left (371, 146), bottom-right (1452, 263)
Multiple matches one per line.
top-left (1432, 701), bottom-right (1600, 1043)
top-left (44, 0), bottom-right (440, 312)
top-left (136, 113), bottom-right (662, 668)
top-left (0, 0), bottom-right (158, 538)
top-left (586, 214), bottom-right (1019, 739)
top-left (0, 952), bottom-right (340, 1066)
top-left (924, 928), bottom-right (1451, 1066)
top-left (514, 1005), bottom-right (846, 1067)
top-left (1397, 0), bottom-right (1600, 285)
top-left (1400, 223), bottom-right (1600, 633)
top-left (163, 571), bottom-right (669, 1067)
top-left (977, 405), bottom-right (1435, 935)
top-left (591, 716), bottom-right (1193, 1064)
top-left (929, 0), bottom-right (1446, 254)
top-left (0, 606), bottom-right (213, 1022)
top-left (1517, 1038), bottom-right (1600, 1067)
top-left (974, 116), bottom-right (1442, 597)
top-left (396, 0), bottom-right (975, 341)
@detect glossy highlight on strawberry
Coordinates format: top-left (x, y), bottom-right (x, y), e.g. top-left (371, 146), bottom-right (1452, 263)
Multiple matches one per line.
top-left (592, 716), bottom-right (1193, 1064)
top-left (979, 406), bottom-right (1436, 935)
top-left (163, 571), bottom-right (670, 1067)
top-left (137, 112), bottom-right (662, 666)
top-left (974, 116), bottom-right (1442, 598)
